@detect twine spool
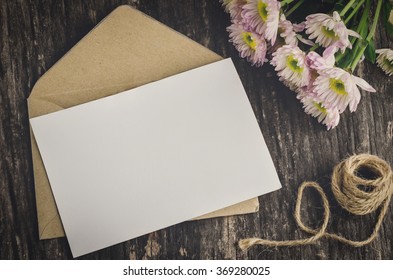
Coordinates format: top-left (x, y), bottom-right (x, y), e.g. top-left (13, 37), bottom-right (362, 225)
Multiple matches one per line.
top-left (239, 154), bottom-right (393, 250)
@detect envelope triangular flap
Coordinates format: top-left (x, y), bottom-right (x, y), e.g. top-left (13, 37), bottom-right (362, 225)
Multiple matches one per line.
top-left (28, 5), bottom-right (259, 240)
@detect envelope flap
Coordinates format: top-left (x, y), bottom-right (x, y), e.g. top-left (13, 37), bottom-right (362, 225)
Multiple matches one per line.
top-left (28, 5), bottom-right (221, 118)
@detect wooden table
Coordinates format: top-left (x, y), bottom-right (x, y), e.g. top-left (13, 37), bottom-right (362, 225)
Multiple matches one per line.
top-left (1, 0), bottom-right (392, 259)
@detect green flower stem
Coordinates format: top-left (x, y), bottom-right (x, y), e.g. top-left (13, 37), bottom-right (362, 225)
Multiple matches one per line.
top-left (356, 0), bottom-right (370, 34)
top-left (281, 0), bottom-right (295, 7)
top-left (337, 0), bottom-right (366, 64)
top-left (344, 0), bottom-right (366, 24)
top-left (340, 0), bottom-right (357, 17)
top-left (336, 36), bottom-right (360, 63)
top-left (350, 46), bottom-right (367, 72)
top-left (365, 0), bottom-right (382, 41)
top-left (285, 0), bottom-right (305, 17)
top-left (342, 0), bottom-right (370, 64)
top-left (309, 44), bottom-right (319, 52)
top-left (350, 0), bottom-right (383, 71)
top-left (335, 52), bottom-right (344, 63)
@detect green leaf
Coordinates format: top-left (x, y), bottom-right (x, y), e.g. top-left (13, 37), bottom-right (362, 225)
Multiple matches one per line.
top-left (382, 0), bottom-right (393, 40)
top-left (364, 40), bottom-right (376, 63)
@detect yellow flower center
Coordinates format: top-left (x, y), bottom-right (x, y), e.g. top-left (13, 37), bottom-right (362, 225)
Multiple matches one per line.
top-left (242, 32), bottom-right (257, 50)
top-left (321, 26), bottom-right (339, 39)
top-left (286, 55), bottom-right (303, 73)
top-left (257, 0), bottom-right (268, 22)
top-left (329, 78), bottom-right (347, 95)
top-left (314, 102), bottom-right (327, 114)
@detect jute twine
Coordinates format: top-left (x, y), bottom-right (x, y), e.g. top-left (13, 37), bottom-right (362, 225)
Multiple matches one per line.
top-left (239, 154), bottom-right (393, 250)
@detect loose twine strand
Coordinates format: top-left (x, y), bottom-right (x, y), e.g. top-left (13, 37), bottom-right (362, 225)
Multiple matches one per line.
top-left (239, 154), bottom-right (393, 250)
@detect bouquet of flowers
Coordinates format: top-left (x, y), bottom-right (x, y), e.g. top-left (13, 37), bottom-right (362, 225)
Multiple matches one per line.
top-left (222, 0), bottom-right (393, 130)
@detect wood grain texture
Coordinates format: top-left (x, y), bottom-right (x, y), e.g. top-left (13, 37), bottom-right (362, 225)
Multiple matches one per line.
top-left (0, 0), bottom-right (392, 259)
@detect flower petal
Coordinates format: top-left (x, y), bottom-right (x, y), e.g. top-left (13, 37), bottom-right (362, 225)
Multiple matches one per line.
top-left (322, 46), bottom-right (337, 67)
top-left (348, 29), bottom-right (361, 38)
top-left (332, 11), bottom-right (341, 21)
top-left (297, 35), bottom-right (315, 46)
top-left (293, 22), bottom-right (306, 32)
top-left (351, 75), bottom-right (376, 92)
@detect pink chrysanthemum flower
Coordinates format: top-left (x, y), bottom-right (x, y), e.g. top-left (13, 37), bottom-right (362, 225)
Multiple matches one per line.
top-left (307, 46), bottom-right (336, 71)
top-left (305, 11), bottom-right (360, 53)
top-left (269, 16), bottom-right (295, 52)
top-left (301, 96), bottom-right (340, 130)
top-left (227, 23), bottom-right (267, 66)
top-left (313, 67), bottom-right (376, 113)
top-left (272, 17), bottom-right (313, 51)
top-left (296, 47), bottom-right (336, 100)
top-left (376, 49), bottom-right (393, 76)
top-left (271, 45), bottom-right (310, 90)
top-left (278, 15), bottom-right (298, 46)
top-left (221, 0), bottom-right (247, 24)
top-left (242, 0), bottom-right (280, 45)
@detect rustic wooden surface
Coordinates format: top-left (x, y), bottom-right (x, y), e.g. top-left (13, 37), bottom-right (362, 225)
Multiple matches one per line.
top-left (0, 0), bottom-right (392, 260)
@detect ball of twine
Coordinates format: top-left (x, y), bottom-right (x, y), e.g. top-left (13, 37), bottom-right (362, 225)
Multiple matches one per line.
top-left (239, 154), bottom-right (393, 250)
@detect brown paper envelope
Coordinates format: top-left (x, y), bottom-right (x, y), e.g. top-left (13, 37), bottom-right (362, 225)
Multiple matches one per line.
top-left (28, 5), bottom-right (259, 240)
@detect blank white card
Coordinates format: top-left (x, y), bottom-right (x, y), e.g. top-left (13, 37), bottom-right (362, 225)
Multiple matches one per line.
top-left (30, 58), bottom-right (281, 257)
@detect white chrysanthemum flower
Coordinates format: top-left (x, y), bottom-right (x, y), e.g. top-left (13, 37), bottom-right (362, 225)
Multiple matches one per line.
top-left (376, 49), bottom-right (393, 76)
top-left (271, 45), bottom-right (310, 90)
top-left (313, 67), bottom-right (376, 113)
top-left (301, 96), bottom-right (340, 130)
top-left (242, 0), bottom-right (280, 45)
top-left (305, 11), bottom-right (360, 53)
top-left (221, 0), bottom-right (247, 23)
top-left (227, 23), bottom-right (267, 66)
